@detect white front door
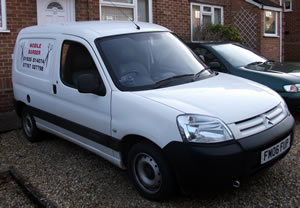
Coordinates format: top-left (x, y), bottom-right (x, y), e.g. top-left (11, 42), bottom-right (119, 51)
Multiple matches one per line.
top-left (37, 0), bottom-right (75, 25)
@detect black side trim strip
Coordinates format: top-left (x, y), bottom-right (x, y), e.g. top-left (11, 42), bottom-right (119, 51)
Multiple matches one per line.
top-left (27, 106), bottom-right (120, 151)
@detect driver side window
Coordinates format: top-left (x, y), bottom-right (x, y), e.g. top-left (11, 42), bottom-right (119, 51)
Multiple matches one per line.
top-left (60, 41), bottom-right (103, 89)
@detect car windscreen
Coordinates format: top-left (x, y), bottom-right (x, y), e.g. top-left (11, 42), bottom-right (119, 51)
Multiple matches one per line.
top-left (211, 44), bottom-right (267, 67)
top-left (96, 32), bottom-right (211, 91)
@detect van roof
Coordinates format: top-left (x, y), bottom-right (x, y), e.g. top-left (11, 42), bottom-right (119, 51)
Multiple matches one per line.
top-left (20, 21), bottom-right (170, 39)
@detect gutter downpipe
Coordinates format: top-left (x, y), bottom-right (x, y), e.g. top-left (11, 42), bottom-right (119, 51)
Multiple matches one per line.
top-left (280, 0), bottom-right (283, 62)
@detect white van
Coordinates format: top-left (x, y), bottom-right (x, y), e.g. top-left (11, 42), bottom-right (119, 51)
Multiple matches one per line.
top-left (12, 21), bottom-right (294, 200)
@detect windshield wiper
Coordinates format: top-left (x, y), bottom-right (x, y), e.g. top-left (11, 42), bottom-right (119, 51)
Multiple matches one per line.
top-left (247, 61), bottom-right (264, 66)
top-left (153, 74), bottom-right (194, 89)
top-left (193, 68), bottom-right (210, 81)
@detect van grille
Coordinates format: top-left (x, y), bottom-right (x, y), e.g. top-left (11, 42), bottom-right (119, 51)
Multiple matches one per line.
top-left (235, 104), bottom-right (287, 138)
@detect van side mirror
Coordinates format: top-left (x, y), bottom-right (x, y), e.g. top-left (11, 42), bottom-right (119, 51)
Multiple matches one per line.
top-left (77, 73), bottom-right (106, 96)
top-left (208, 62), bottom-right (221, 70)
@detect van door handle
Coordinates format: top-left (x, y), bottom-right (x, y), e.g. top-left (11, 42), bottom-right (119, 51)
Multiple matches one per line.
top-left (53, 84), bottom-right (57, 94)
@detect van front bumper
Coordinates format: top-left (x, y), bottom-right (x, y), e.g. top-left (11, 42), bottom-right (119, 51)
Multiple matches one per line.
top-left (163, 114), bottom-right (294, 191)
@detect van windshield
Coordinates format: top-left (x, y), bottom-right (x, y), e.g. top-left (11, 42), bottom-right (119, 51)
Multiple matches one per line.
top-left (96, 32), bottom-right (212, 91)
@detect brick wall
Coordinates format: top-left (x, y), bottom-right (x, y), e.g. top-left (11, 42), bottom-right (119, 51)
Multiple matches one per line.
top-left (0, 89), bottom-right (14, 112)
top-left (230, 0), bottom-right (283, 61)
top-left (259, 9), bottom-right (282, 61)
top-left (152, 0), bottom-right (191, 41)
top-left (284, 0), bottom-right (300, 61)
top-left (0, 0), bottom-right (37, 112)
top-left (76, 0), bottom-right (99, 21)
top-left (151, 0), bottom-right (235, 42)
top-left (223, 0), bottom-right (232, 25)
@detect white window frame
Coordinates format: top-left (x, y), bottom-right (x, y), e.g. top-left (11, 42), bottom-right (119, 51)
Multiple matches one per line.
top-left (264, 10), bottom-right (278, 37)
top-left (0, 0), bottom-right (9, 32)
top-left (284, 0), bottom-right (292, 12)
top-left (100, 0), bottom-right (152, 23)
top-left (190, 3), bottom-right (224, 42)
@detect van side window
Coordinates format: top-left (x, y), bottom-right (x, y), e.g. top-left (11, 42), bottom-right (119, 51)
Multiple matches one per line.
top-left (60, 41), bottom-right (103, 90)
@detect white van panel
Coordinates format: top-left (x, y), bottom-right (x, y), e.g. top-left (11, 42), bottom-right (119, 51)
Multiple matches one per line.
top-left (13, 37), bottom-right (58, 121)
top-left (51, 35), bottom-right (113, 148)
top-left (35, 117), bottom-right (124, 168)
top-left (13, 82), bottom-right (55, 111)
top-left (111, 91), bottom-right (183, 148)
top-left (16, 38), bottom-right (56, 78)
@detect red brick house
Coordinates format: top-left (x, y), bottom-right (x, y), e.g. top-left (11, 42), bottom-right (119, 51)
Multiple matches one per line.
top-left (0, 0), bottom-right (298, 112)
top-left (284, 0), bottom-right (300, 61)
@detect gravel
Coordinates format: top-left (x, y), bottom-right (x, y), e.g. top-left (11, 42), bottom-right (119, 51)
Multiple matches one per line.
top-left (0, 118), bottom-right (300, 207)
top-left (0, 172), bottom-right (34, 207)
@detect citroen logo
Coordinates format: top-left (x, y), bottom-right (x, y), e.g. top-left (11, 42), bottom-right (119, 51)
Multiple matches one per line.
top-left (262, 115), bottom-right (273, 127)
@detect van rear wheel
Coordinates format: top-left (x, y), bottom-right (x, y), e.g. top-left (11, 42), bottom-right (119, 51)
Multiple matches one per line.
top-left (127, 141), bottom-right (176, 201)
top-left (21, 108), bottom-right (41, 142)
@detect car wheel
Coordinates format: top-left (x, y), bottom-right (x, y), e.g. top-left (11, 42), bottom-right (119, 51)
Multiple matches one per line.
top-left (128, 141), bottom-right (176, 201)
top-left (21, 108), bottom-right (41, 142)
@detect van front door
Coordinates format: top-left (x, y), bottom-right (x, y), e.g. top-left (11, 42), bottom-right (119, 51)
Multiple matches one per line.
top-left (52, 36), bottom-right (117, 163)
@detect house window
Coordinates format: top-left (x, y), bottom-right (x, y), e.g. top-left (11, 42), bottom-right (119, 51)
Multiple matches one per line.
top-left (191, 3), bottom-right (224, 42)
top-left (100, 0), bottom-right (152, 22)
top-left (284, 0), bottom-right (292, 12)
top-left (47, 2), bottom-right (63, 11)
top-left (264, 10), bottom-right (278, 37)
top-left (0, 0), bottom-right (7, 31)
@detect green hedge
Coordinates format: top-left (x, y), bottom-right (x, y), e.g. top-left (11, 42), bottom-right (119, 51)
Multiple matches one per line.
top-left (211, 24), bottom-right (242, 42)
top-left (195, 24), bottom-right (243, 42)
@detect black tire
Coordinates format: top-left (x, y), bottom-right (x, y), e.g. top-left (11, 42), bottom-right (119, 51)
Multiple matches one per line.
top-left (127, 141), bottom-right (176, 201)
top-left (21, 107), bottom-right (41, 142)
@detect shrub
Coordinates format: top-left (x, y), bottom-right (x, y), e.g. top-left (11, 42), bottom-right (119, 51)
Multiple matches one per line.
top-left (195, 24), bottom-right (242, 42)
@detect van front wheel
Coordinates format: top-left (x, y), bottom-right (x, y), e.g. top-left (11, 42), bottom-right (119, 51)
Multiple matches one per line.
top-left (21, 108), bottom-right (41, 142)
top-left (127, 141), bottom-right (176, 201)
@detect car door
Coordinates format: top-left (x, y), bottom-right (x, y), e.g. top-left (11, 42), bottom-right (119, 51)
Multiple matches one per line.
top-left (52, 35), bottom-right (115, 155)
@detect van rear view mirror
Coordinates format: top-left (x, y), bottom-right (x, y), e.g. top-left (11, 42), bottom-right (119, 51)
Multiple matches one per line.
top-left (77, 73), bottom-right (106, 96)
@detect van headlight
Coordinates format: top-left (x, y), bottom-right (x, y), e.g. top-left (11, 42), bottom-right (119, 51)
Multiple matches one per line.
top-left (280, 101), bottom-right (290, 116)
top-left (177, 115), bottom-right (233, 143)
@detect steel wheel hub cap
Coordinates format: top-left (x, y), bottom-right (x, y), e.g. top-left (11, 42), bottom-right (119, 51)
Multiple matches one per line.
top-left (134, 153), bottom-right (162, 194)
top-left (23, 114), bottom-right (33, 137)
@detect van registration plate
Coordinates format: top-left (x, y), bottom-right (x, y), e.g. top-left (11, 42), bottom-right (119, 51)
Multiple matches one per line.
top-left (261, 135), bottom-right (291, 165)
